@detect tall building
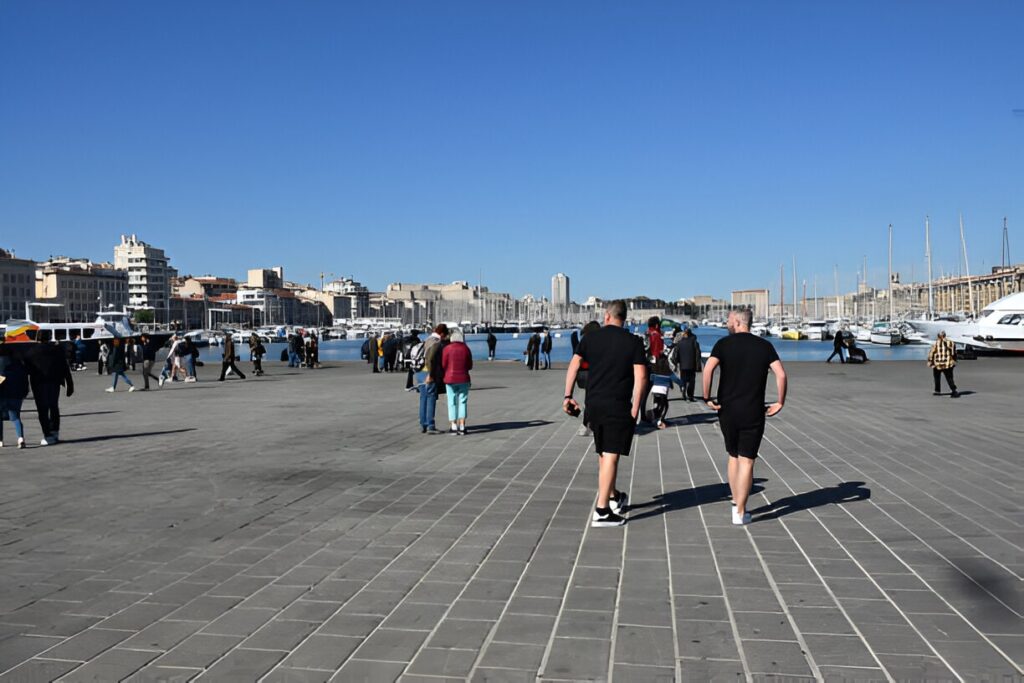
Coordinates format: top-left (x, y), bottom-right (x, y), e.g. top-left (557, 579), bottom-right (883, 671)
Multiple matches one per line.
top-left (0, 248), bottom-right (36, 321)
top-left (36, 257), bottom-right (128, 322)
top-left (113, 234), bottom-right (177, 321)
top-left (551, 273), bottom-right (570, 309)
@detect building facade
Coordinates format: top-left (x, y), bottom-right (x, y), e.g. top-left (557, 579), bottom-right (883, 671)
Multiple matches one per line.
top-left (0, 249), bottom-right (36, 321)
top-left (176, 276), bottom-right (238, 300)
top-left (731, 289), bottom-right (771, 318)
top-left (36, 257), bottom-right (128, 322)
top-left (113, 234), bottom-right (177, 322)
top-left (247, 267), bottom-right (284, 289)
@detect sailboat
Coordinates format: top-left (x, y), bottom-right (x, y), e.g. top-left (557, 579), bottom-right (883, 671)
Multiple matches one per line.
top-left (870, 224), bottom-right (902, 345)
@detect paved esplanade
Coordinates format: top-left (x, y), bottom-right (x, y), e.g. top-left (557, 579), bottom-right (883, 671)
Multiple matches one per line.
top-left (0, 358), bottom-right (1020, 682)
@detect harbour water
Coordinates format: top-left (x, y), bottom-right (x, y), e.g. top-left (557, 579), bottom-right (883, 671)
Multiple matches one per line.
top-left (197, 328), bottom-right (931, 364)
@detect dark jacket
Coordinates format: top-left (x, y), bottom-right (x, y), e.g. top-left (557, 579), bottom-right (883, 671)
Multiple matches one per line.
top-left (541, 334), bottom-right (553, 353)
top-left (570, 331), bottom-right (579, 354)
top-left (671, 335), bottom-right (701, 371)
top-left (21, 343), bottom-right (74, 390)
top-left (141, 339), bottom-right (158, 362)
top-left (0, 355), bottom-right (30, 401)
top-left (367, 337), bottom-right (379, 363)
top-left (486, 333), bottom-right (497, 349)
top-left (223, 336), bottom-right (236, 360)
top-left (109, 344), bottom-right (127, 373)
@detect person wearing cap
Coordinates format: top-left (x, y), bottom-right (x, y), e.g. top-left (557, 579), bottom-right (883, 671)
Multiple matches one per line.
top-left (927, 331), bottom-right (959, 398)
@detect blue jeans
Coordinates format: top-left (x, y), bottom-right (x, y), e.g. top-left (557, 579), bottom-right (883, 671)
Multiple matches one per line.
top-left (112, 371), bottom-right (134, 388)
top-left (1, 398), bottom-right (24, 441)
top-left (186, 356), bottom-right (197, 377)
top-left (288, 351), bottom-right (299, 367)
top-left (418, 374), bottom-right (437, 429)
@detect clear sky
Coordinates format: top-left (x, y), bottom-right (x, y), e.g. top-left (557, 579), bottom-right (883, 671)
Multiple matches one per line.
top-left (1, 1), bottom-right (1021, 302)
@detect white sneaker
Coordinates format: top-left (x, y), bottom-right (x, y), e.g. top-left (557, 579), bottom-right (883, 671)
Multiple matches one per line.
top-left (0, 442), bottom-right (4, 448)
top-left (732, 509), bottom-right (752, 525)
top-left (40, 436), bottom-right (55, 446)
top-left (17, 438), bottom-right (25, 449)
top-left (576, 424), bottom-right (589, 436)
top-left (128, 386), bottom-right (136, 392)
top-left (609, 491), bottom-right (629, 515)
top-left (158, 376), bottom-right (165, 387)
top-left (105, 387), bottom-right (115, 393)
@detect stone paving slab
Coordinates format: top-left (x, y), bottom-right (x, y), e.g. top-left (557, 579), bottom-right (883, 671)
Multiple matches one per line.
top-left (0, 357), bottom-right (1021, 682)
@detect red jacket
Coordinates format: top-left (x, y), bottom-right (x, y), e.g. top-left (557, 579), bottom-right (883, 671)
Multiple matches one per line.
top-left (442, 342), bottom-right (473, 384)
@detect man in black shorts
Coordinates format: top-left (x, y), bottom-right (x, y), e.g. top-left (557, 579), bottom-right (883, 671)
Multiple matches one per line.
top-left (563, 300), bottom-right (647, 527)
top-left (702, 309), bottom-right (787, 525)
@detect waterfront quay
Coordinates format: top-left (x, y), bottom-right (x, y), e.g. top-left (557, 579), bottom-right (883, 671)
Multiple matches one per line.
top-left (0, 360), bottom-right (1020, 682)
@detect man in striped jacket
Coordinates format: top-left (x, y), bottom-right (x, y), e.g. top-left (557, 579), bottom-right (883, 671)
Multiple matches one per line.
top-left (926, 331), bottom-right (959, 398)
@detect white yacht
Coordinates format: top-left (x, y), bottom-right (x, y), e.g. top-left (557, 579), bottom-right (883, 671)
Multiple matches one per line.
top-left (800, 320), bottom-right (828, 341)
top-left (869, 321), bottom-right (902, 346)
top-left (916, 291), bottom-right (1024, 353)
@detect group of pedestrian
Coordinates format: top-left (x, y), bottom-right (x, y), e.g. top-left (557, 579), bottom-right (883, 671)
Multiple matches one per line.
top-left (364, 332), bottom-right (404, 373)
top-left (1, 330), bottom-right (74, 448)
top-left (284, 331), bottom-right (320, 369)
top-left (524, 329), bottom-right (552, 370)
top-left (412, 324), bottom-right (475, 435)
top-left (564, 303), bottom-right (789, 528)
top-left (158, 334), bottom-right (200, 387)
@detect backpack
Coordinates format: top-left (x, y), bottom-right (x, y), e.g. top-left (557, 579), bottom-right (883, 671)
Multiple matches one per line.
top-left (410, 342), bottom-right (426, 371)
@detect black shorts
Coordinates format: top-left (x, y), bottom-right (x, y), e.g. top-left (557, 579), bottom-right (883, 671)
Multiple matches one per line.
top-left (591, 419), bottom-right (635, 457)
top-left (719, 414), bottom-right (765, 459)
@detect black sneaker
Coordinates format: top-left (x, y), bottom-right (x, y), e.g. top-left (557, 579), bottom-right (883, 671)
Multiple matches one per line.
top-left (951, 391), bottom-right (960, 398)
top-left (591, 508), bottom-right (626, 527)
top-left (609, 491), bottom-right (629, 514)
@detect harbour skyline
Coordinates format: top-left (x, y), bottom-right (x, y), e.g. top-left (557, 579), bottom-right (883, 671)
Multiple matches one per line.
top-left (1, 2), bottom-right (1021, 300)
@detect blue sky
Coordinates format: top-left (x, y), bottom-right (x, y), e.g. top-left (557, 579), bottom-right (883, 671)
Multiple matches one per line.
top-left (1, 1), bottom-right (1021, 302)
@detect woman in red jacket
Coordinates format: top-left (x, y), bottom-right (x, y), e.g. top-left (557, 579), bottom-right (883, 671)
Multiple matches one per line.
top-left (441, 328), bottom-right (473, 435)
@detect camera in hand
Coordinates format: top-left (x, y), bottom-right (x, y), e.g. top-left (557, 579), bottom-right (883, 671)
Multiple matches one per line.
top-left (564, 402), bottom-right (581, 418)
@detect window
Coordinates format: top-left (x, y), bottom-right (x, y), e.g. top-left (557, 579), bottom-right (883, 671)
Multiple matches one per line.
top-left (998, 314), bottom-right (1022, 325)
top-left (54, 329), bottom-right (67, 341)
top-left (82, 328), bottom-right (95, 338)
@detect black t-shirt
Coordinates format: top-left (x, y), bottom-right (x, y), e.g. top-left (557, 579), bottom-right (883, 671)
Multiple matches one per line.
top-left (710, 332), bottom-right (780, 424)
top-left (575, 325), bottom-right (646, 422)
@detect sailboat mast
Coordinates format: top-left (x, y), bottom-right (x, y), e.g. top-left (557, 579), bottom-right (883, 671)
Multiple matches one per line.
top-left (833, 265), bottom-right (840, 319)
top-left (960, 212), bottom-right (975, 315)
top-left (1002, 216), bottom-right (1011, 269)
top-left (779, 264), bottom-right (784, 320)
top-left (792, 256), bottom-right (797, 321)
top-left (925, 216), bottom-right (934, 318)
top-left (888, 224), bottom-right (894, 321)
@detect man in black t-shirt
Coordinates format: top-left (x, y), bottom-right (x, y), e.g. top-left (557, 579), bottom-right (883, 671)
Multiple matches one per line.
top-left (564, 300), bottom-right (647, 527)
top-left (703, 309), bottom-right (787, 526)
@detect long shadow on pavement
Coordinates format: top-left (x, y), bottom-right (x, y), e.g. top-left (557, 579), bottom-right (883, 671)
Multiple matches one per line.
top-left (749, 481), bottom-right (871, 521)
top-left (62, 428), bottom-right (197, 444)
top-left (471, 420), bottom-right (553, 433)
top-left (627, 479), bottom-right (768, 522)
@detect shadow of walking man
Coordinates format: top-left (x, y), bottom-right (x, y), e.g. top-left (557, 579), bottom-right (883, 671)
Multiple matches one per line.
top-left (749, 481), bottom-right (870, 521)
top-left (627, 479), bottom-right (768, 522)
